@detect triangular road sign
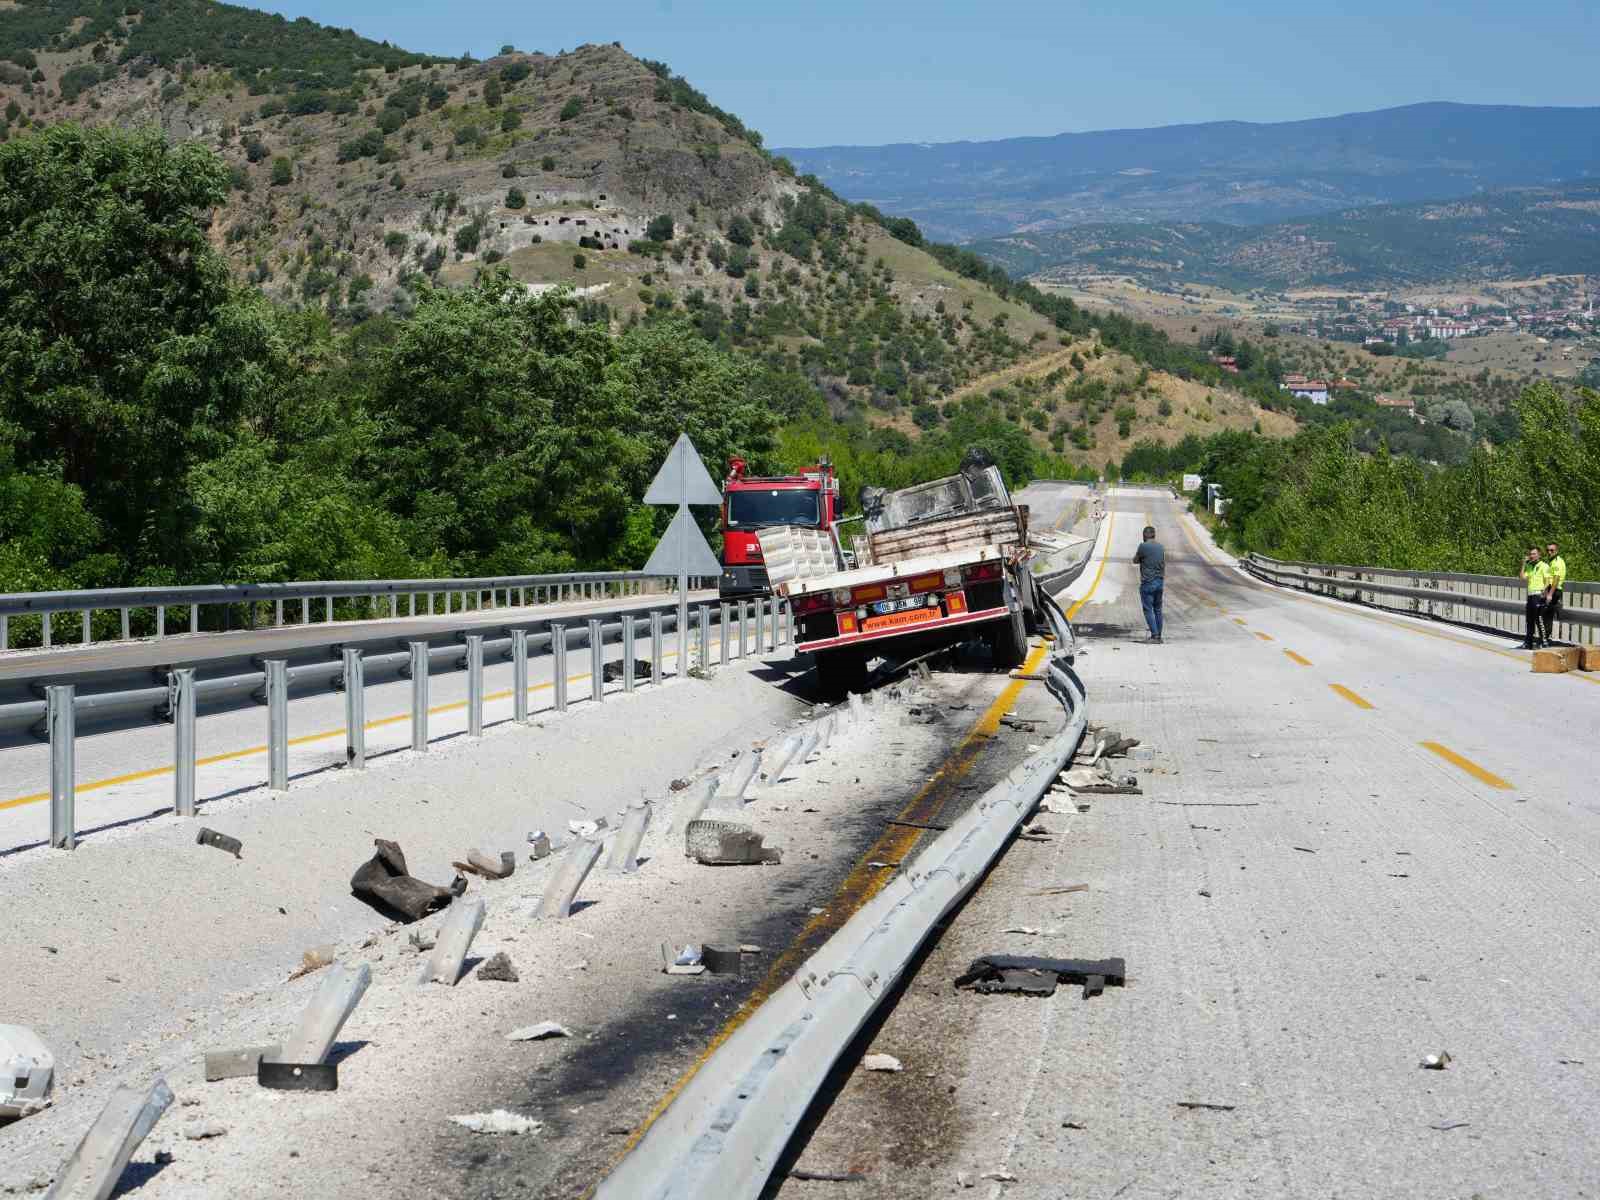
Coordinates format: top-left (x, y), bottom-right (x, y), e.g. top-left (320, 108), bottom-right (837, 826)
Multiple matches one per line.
top-left (643, 433), bottom-right (723, 507)
top-left (643, 506), bottom-right (723, 577)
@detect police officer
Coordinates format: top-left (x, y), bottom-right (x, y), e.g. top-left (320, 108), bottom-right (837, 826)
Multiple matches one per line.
top-left (1519, 546), bottom-right (1550, 649)
top-left (1542, 541), bottom-right (1567, 644)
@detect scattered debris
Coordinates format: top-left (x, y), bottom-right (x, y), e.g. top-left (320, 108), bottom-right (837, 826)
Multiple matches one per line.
top-left (350, 839), bottom-right (465, 922)
top-left (999, 716), bottom-right (1038, 732)
top-left (1292, 846), bottom-right (1317, 854)
top-left (43, 1078), bottom-right (173, 1198)
top-left (476, 953), bottom-right (520, 983)
top-left (527, 831), bottom-right (552, 860)
top-left (181, 1120), bottom-right (228, 1140)
top-left (506, 1023), bottom-right (571, 1042)
top-left (862, 1053), bottom-right (903, 1073)
top-left (1248, 752), bottom-right (1263, 760)
top-left (450, 1110), bottom-right (544, 1135)
top-left (1420, 1051), bottom-right (1452, 1070)
top-left (954, 954), bottom-right (1125, 999)
top-left (663, 944), bottom-right (705, 975)
top-left (1027, 884), bottom-right (1089, 897)
top-left (203, 1045), bottom-right (279, 1082)
top-left (195, 827), bottom-right (242, 859)
top-left (1154, 801), bottom-right (1260, 808)
top-left (789, 1169), bottom-right (867, 1183)
top-left (567, 817), bottom-right (609, 839)
top-left (1177, 1101), bottom-right (1236, 1112)
top-left (408, 930), bottom-right (436, 954)
top-left (1558, 1058), bottom-right (1585, 1066)
top-left (602, 658), bottom-right (653, 682)
top-left (287, 946), bottom-right (336, 981)
top-left (1074, 784), bottom-right (1142, 795)
top-left (982, 1171), bottom-right (1018, 1183)
top-left (1003, 927), bottom-right (1041, 936)
top-left (1061, 1120), bottom-right (1087, 1130)
top-left (686, 818), bottom-right (782, 865)
top-left (454, 849), bottom-right (516, 880)
top-left (1430, 1121), bottom-right (1470, 1132)
top-left (885, 818), bottom-right (950, 832)
top-left (1198, 889), bottom-right (1212, 898)
top-left (702, 944), bottom-right (742, 974)
top-left (0, 1026), bottom-right (53, 1119)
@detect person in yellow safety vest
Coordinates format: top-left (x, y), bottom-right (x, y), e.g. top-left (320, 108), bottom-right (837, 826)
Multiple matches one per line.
top-left (1541, 542), bottom-right (1567, 645)
top-left (1519, 545), bottom-right (1551, 649)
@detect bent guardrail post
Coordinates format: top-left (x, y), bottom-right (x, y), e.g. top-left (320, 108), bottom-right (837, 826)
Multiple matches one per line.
top-left (537, 837), bottom-right (603, 919)
top-left (588, 619), bottom-right (604, 704)
top-left (511, 629), bottom-right (530, 723)
top-left (466, 635), bottom-right (485, 738)
top-left (622, 615), bottom-right (637, 695)
top-left (409, 641), bottom-right (429, 752)
top-left (650, 611), bottom-right (664, 685)
top-left (43, 1076), bottom-right (174, 1200)
top-left (172, 668), bottom-right (197, 817)
top-left (552, 623), bottom-right (569, 712)
top-left (47, 685), bottom-right (75, 850)
top-left (342, 649), bottom-right (366, 769)
top-left (607, 802), bottom-right (652, 873)
top-left (420, 897), bottom-right (486, 987)
top-left (266, 660), bottom-right (289, 791)
top-left (278, 961), bottom-right (371, 1066)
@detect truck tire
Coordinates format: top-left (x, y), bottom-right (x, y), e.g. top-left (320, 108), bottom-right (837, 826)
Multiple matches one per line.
top-left (989, 605), bottom-right (1028, 669)
top-left (814, 648), bottom-right (868, 700)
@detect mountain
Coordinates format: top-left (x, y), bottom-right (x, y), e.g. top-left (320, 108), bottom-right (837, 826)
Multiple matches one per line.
top-left (968, 182), bottom-right (1600, 290)
top-left (0, 1), bottom-right (1095, 410)
top-left (776, 103), bottom-right (1600, 243)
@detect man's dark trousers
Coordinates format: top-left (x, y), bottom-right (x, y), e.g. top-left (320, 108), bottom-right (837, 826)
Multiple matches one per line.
top-left (1525, 595), bottom-right (1544, 646)
top-left (1542, 589), bottom-right (1563, 642)
top-left (1141, 580), bottom-right (1164, 639)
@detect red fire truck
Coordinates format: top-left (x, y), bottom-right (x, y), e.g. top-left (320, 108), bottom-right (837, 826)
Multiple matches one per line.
top-left (718, 458), bottom-right (841, 600)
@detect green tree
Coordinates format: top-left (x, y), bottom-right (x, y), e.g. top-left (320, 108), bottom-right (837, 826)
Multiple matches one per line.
top-left (270, 155), bottom-right (292, 185)
top-left (483, 77), bottom-right (502, 107)
top-left (646, 214), bottom-right (675, 242)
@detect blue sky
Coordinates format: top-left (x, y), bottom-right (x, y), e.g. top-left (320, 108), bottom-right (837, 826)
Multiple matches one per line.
top-left (267, 0), bottom-right (1599, 147)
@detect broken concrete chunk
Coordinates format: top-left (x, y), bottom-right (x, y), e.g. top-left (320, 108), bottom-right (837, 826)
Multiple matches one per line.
top-left (685, 818), bottom-right (782, 865)
top-left (449, 1110), bottom-right (543, 1135)
top-left (506, 1023), bottom-right (570, 1042)
top-left (862, 1053), bottom-right (903, 1073)
top-left (195, 827), bottom-right (242, 858)
top-left (350, 838), bottom-right (465, 922)
top-left (180, 1120), bottom-right (228, 1140)
top-left (202, 1044), bottom-right (281, 1082)
top-left (0, 1025), bottom-right (53, 1119)
top-left (476, 952), bottom-right (519, 983)
top-left (1420, 1051), bottom-right (1453, 1070)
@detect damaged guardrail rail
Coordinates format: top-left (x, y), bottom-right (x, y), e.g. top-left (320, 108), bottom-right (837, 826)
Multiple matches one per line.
top-left (1243, 553), bottom-right (1600, 643)
top-left (0, 570), bottom-right (719, 653)
top-left (30, 596), bottom-right (793, 851)
top-left (593, 593), bottom-right (1088, 1199)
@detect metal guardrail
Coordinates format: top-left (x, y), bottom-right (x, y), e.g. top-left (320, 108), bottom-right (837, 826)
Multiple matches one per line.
top-left (0, 572), bottom-right (718, 653)
top-left (1244, 553), bottom-right (1600, 642)
top-left (595, 592), bottom-right (1088, 1198)
top-left (35, 596), bottom-right (793, 851)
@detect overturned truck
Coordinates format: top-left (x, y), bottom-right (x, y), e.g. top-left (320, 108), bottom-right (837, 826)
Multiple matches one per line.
top-left (760, 460), bottom-right (1041, 696)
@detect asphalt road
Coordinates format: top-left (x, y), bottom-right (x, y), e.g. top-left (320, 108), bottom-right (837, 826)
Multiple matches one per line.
top-left (779, 486), bottom-right (1600, 1199)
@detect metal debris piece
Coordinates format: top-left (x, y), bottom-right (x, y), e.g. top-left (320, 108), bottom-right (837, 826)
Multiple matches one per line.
top-left (527, 830), bottom-right (552, 859)
top-left (350, 839), bottom-right (465, 922)
top-left (1420, 1051), bottom-right (1452, 1070)
top-left (662, 943), bottom-right (706, 975)
top-left (602, 658), bottom-right (652, 682)
top-left (567, 817), bottom-right (608, 838)
top-left (685, 818), bottom-right (782, 865)
top-left (203, 1044), bottom-right (280, 1082)
top-left (1430, 1121), bottom-right (1470, 1132)
top-left (195, 827), bottom-right (242, 858)
top-left (42, 1077), bottom-right (173, 1198)
top-left (861, 1054), bottom-right (902, 1072)
top-left (954, 954), bottom-right (1126, 999)
top-left (506, 1023), bottom-right (571, 1042)
top-left (789, 1168), bottom-right (868, 1182)
top-left (1177, 1101), bottom-right (1235, 1112)
top-left (476, 952), bottom-right (520, 983)
top-left (257, 1061), bottom-right (338, 1092)
top-left (407, 930), bottom-right (436, 954)
top-left (0, 1025), bottom-right (53, 1119)
top-left (1027, 884), bottom-right (1088, 897)
top-left (180, 1120), bottom-right (228, 1140)
top-left (456, 849), bottom-right (516, 879)
top-left (702, 945), bottom-right (741, 975)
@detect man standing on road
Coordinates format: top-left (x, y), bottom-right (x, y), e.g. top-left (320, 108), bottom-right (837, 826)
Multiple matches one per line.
top-left (1133, 525), bottom-right (1165, 643)
top-left (1542, 542), bottom-right (1567, 645)
top-left (1520, 546), bottom-right (1550, 649)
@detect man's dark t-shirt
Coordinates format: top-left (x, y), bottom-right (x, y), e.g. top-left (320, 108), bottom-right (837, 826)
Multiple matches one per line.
top-left (1134, 540), bottom-right (1165, 584)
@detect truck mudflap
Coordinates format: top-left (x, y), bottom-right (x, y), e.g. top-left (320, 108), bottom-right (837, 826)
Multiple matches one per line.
top-left (796, 605), bottom-right (1009, 654)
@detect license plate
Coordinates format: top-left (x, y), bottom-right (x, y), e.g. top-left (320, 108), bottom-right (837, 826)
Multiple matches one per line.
top-left (871, 596), bottom-right (922, 616)
top-left (862, 608), bottom-right (938, 633)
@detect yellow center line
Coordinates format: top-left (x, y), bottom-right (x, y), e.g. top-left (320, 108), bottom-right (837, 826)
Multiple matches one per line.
top-left (597, 518), bottom-right (1122, 1189)
top-left (1, 635), bottom-right (732, 812)
top-left (1254, 631), bottom-right (1274, 642)
top-left (1329, 684), bottom-right (1374, 710)
top-left (1233, 618), bottom-right (1248, 627)
top-left (1283, 650), bottom-right (1312, 666)
top-left (1421, 741), bottom-right (1515, 790)
top-left (1065, 508), bottom-right (1117, 621)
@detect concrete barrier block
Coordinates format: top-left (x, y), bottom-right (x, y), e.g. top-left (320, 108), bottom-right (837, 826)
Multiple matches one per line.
top-left (1533, 648), bottom-right (1572, 673)
top-left (671, 776), bottom-right (720, 838)
top-left (1582, 645), bottom-right (1600, 671)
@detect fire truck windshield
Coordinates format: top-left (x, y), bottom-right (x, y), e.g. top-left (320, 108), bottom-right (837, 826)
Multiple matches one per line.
top-left (726, 489), bottom-right (822, 528)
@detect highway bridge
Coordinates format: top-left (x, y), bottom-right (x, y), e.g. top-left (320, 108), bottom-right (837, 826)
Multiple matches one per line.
top-left (2, 483), bottom-right (1595, 1199)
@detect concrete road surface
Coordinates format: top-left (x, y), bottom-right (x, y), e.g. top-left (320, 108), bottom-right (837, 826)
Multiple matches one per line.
top-left (780, 485), bottom-right (1600, 1199)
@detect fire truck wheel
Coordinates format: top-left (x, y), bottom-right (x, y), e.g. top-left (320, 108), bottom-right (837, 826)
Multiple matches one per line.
top-left (813, 648), bottom-right (869, 700)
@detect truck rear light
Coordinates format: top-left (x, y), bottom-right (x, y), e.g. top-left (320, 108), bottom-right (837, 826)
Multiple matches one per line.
top-left (850, 583), bottom-right (887, 605)
top-left (946, 590), bottom-right (968, 614)
top-left (944, 568), bottom-right (962, 588)
top-left (792, 591), bottom-right (832, 616)
top-left (963, 560), bottom-right (1003, 583)
top-left (838, 612), bottom-right (859, 633)
top-left (908, 571), bottom-right (945, 593)
top-left (832, 588), bottom-right (853, 606)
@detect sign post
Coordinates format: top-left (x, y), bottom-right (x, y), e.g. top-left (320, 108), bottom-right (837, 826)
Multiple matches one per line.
top-left (643, 433), bottom-right (723, 676)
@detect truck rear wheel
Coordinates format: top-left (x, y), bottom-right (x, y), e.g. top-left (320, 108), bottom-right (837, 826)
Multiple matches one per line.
top-left (814, 648), bottom-right (869, 700)
top-left (988, 606), bottom-right (1028, 669)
